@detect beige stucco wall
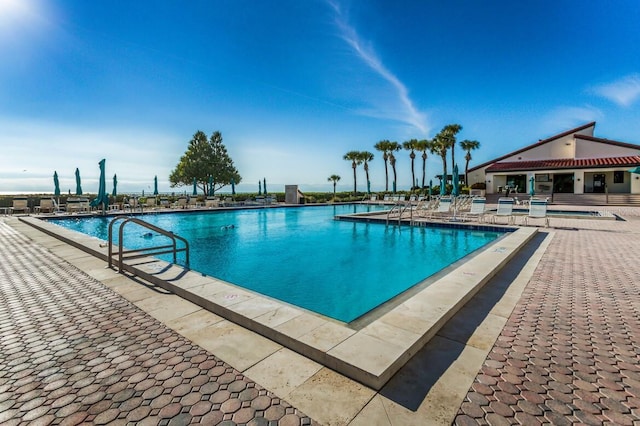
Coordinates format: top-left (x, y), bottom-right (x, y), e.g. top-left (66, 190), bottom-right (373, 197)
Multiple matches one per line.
top-left (575, 138), bottom-right (640, 159)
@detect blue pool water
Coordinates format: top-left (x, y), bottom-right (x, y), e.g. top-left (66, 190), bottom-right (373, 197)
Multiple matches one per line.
top-left (51, 205), bottom-right (503, 322)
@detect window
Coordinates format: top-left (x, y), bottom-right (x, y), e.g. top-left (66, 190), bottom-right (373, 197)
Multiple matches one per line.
top-left (614, 171), bottom-right (624, 184)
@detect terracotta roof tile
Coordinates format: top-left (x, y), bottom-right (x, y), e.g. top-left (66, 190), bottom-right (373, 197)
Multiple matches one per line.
top-left (485, 156), bottom-right (640, 172)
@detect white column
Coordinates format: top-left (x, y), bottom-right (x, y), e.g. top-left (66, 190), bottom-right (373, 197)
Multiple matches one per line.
top-left (574, 170), bottom-right (584, 194)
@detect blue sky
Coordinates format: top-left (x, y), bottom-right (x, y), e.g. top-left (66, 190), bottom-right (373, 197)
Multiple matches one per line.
top-left (1, 0), bottom-right (640, 194)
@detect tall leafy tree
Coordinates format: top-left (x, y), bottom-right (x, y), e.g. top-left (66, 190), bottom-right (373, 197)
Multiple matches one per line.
top-left (327, 174), bottom-right (341, 201)
top-left (169, 130), bottom-right (241, 196)
top-left (402, 139), bottom-right (419, 189)
top-left (360, 151), bottom-right (374, 193)
top-left (414, 139), bottom-right (432, 189)
top-left (387, 141), bottom-right (401, 193)
top-left (374, 140), bottom-right (391, 191)
top-left (459, 139), bottom-right (480, 186)
top-left (343, 151), bottom-right (363, 195)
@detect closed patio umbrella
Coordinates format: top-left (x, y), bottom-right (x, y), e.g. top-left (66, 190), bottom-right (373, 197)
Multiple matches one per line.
top-left (440, 174), bottom-right (446, 196)
top-left (452, 165), bottom-right (460, 197)
top-left (153, 176), bottom-right (158, 195)
top-left (90, 159), bottom-right (109, 213)
top-left (258, 180), bottom-right (262, 195)
top-left (208, 175), bottom-right (213, 195)
top-left (53, 171), bottom-right (61, 196)
top-left (429, 179), bottom-right (433, 197)
top-left (263, 178), bottom-right (267, 195)
top-left (230, 178), bottom-right (236, 195)
top-left (75, 168), bottom-right (83, 195)
top-left (112, 174), bottom-right (117, 197)
top-left (192, 177), bottom-right (197, 196)
top-left (529, 176), bottom-right (535, 197)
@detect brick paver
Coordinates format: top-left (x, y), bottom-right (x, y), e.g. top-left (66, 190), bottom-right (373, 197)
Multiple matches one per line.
top-left (454, 219), bottom-right (640, 425)
top-left (0, 222), bottom-right (316, 425)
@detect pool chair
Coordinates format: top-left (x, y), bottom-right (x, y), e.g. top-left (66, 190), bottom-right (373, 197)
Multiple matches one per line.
top-left (174, 197), bottom-right (188, 209)
top-left (205, 197), bottom-right (220, 208)
top-left (429, 196), bottom-right (452, 219)
top-left (490, 197), bottom-right (515, 225)
top-left (36, 198), bottom-right (54, 214)
top-left (462, 197), bottom-right (487, 222)
top-left (522, 199), bottom-right (550, 227)
top-left (145, 197), bottom-right (157, 208)
top-left (10, 197), bottom-right (30, 214)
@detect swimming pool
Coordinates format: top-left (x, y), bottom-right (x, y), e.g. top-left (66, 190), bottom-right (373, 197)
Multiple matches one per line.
top-left (51, 205), bottom-right (503, 322)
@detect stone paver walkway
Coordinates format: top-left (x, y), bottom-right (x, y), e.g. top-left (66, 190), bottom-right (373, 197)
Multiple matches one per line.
top-left (455, 222), bottom-right (640, 424)
top-left (0, 222), bottom-right (316, 425)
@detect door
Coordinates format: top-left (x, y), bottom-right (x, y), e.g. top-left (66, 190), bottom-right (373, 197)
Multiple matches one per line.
top-left (593, 174), bottom-right (606, 193)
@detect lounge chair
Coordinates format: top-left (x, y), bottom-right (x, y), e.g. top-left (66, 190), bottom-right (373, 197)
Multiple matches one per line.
top-left (66, 197), bottom-right (90, 213)
top-left (205, 197), bottom-right (220, 208)
top-left (490, 197), bottom-right (515, 225)
top-left (174, 197), bottom-right (187, 209)
top-left (522, 199), bottom-right (550, 227)
top-left (429, 196), bottom-right (452, 219)
top-left (11, 197), bottom-right (30, 214)
top-left (462, 197), bottom-right (487, 222)
top-left (36, 198), bottom-right (54, 214)
top-left (146, 197), bottom-right (157, 208)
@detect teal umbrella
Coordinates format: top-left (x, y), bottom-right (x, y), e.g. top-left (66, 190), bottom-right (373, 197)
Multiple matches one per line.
top-left (75, 168), bottom-right (83, 195)
top-left (628, 166), bottom-right (640, 174)
top-left (440, 174), bottom-right (446, 196)
top-left (112, 174), bottom-right (117, 197)
top-left (192, 177), bottom-right (197, 196)
top-left (153, 176), bottom-right (158, 195)
top-left (263, 178), bottom-right (267, 195)
top-left (452, 165), bottom-right (460, 197)
top-left (392, 181), bottom-right (396, 193)
top-left (90, 159), bottom-right (109, 211)
top-left (208, 176), bottom-right (213, 195)
top-left (258, 180), bottom-right (262, 195)
top-left (53, 171), bottom-right (60, 196)
top-left (529, 176), bottom-right (535, 196)
top-left (230, 177), bottom-right (236, 195)
top-left (429, 179), bottom-right (433, 197)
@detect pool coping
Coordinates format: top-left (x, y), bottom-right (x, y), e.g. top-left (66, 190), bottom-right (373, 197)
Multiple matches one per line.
top-left (18, 215), bottom-right (537, 390)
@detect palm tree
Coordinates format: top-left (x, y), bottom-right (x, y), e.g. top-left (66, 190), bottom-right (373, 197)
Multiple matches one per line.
top-left (414, 139), bottom-right (432, 189)
top-left (402, 139), bottom-right (419, 190)
top-left (459, 140), bottom-right (480, 186)
top-left (359, 151), bottom-right (374, 193)
top-left (445, 123), bottom-right (463, 173)
top-left (387, 142), bottom-right (401, 193)
top-left (374, 140), bottom-right (391, 191)
top-left (430, 124), bottom-right (463, 187)
top-left (343, 151), bottom-right (363, 195)
top-left (327, 174), bottom-right (341, 201)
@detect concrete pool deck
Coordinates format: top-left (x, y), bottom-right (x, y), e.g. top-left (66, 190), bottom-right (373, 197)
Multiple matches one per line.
top-left (2, 204), bottom-right (640, 424)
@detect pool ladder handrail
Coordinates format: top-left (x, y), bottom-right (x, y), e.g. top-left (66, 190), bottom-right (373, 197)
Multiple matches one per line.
top-left (386, 200), bottom-right (413, 226)
top-left (108, 216), bottom-right (190, 272)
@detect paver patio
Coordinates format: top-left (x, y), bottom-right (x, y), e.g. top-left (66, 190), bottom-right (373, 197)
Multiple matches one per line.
top-left (1, 206), bottom-right (640, 425)
top-left (0, 221), bottom-right (316, 425)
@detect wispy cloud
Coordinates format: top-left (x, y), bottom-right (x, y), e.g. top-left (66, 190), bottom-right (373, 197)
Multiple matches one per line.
top-left (590, 74), bottom-right (640, 107)
top-left (542, 105), bottom-right (603, 131)
top-left (326, 0), bottom-right (428, 135)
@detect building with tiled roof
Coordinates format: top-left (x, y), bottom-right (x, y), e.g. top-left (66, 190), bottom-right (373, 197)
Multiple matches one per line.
top-left (467, 122), bottom-right (640, 196)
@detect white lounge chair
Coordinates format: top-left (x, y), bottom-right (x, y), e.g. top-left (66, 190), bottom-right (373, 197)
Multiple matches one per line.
top-left (523, 199), bottom-right (550, 227)
top-left (491, 197), bottom-right (515, 225)
top-left (463, 197), bottom-right (487, 222)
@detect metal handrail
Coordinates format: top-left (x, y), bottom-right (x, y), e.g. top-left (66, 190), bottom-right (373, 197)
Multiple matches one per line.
top-left (386, 201), bottom-right (412, 226)
top-left (108, 217), bottom-right (189, 272)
